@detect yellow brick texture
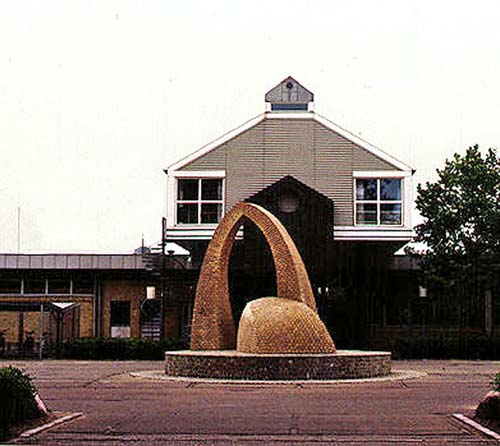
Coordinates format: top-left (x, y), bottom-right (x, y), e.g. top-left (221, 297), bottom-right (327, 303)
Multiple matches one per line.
top-left (237, 297), bottom-right (335, 354)
top-left (0, 296), bottom-right (94, 341)
top-left (79, 301), bottom-right (94, 337)
top-left (102, 280), bottom-right (144, 338)
top-left (22, 311), bottom-right (55, 344)
top-left (0, 312), bottom-right (20, 342)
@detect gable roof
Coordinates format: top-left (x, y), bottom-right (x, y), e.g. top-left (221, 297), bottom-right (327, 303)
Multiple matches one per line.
top-left (166, 112), bottom-right (413, 173)
top-left (245, 175), bottom-right (333, 205)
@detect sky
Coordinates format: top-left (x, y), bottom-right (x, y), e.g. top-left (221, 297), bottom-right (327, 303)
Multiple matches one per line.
top-left (1, 1), bottom-right (500, 253)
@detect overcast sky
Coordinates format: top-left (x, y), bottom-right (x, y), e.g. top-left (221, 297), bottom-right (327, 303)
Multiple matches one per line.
top-left (1, 1), bottom-right (499, 253)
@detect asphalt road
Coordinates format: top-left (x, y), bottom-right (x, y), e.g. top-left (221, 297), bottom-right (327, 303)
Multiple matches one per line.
top-left (2, 359), bottom-right (500, 445)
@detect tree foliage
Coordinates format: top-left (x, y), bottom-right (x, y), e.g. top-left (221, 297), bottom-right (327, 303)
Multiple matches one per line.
top-left (414, 145), bottom-right (500, 294)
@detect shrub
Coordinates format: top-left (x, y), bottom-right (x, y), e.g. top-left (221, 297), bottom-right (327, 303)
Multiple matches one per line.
top-left (0, 367), bottom-right (43, 440)
top-left (59, 337), bottom-right (185, 360)
top-left (391, 334), bottom-right (500, 359)
top-left (491, 372), bottom-right (500, 392)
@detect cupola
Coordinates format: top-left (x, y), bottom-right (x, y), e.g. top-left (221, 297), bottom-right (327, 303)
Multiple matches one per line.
top-left (265, 76), bottom-right (314, 111)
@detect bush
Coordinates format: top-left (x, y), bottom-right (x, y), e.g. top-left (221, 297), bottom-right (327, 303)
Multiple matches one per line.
top-left (391, 334), bottom-right (500, 359)
top-left (492, 372), bottom-right (500, 392)
top-left (59, 337), bottom-right (185, 360)
top-left (0, 367), bottom-right (43, 440)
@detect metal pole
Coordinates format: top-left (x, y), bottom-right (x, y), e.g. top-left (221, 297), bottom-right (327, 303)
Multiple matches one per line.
top-left (161, 217), bottom-right (167, 339)
top-left (39, 303), bottom-right (44, 360)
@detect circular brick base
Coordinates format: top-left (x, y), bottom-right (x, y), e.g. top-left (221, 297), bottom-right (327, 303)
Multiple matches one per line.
top-left (165, 350), bottom-right (391, 380)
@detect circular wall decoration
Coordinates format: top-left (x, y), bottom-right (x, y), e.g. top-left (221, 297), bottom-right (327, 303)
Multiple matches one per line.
top-left (278, 192), bottom-right (300, 213)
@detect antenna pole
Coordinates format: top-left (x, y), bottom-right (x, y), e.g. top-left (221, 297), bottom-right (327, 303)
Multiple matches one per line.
top-left (17, 207), bottom-right (21, 254)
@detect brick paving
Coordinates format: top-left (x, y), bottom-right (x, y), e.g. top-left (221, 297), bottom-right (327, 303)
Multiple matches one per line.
top-left (2, 359), bottom-right (500, 445)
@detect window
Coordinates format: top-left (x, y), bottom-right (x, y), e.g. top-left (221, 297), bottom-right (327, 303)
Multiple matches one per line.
top-left (47, 279), bottom-right (71, 294)
top-left (110, 300), bottom-right (131, 338)
top-left (0, 279), bottom-right (21, 294)
top-left (355, 178), bottom-right (402, 225)
top-left (24, 279), bottom-right (46, 294)
top-left (73, 279), bottom-right (94, 295)
top-left (110, 301), bottom-right (131, 327)
top-left (177, 178), bottom-right (223, 224)
top-left (271, 103), bottom-right (308, 111)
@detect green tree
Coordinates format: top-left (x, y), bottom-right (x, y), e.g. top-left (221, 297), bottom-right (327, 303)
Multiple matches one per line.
top-left (414, 145), bottom-right (500, 332)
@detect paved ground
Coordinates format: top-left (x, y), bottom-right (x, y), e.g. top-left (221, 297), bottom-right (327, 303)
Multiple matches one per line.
top-left (2, 359), bottom-right (500, 445)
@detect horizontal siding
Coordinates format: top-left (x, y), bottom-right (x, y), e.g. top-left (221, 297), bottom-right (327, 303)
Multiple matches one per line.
top-left (313, 122), bottom-right (353, 226)
top-left (179, 117), bottom-right (404, 226)
top-left (182, 145), bottom-right (227, 170)
top-left (226, 125), bottom-right (265, 213)
top-left (353, 147), bottom-right (396, 170)
top-left (261, 120), bottom-right (316, 198)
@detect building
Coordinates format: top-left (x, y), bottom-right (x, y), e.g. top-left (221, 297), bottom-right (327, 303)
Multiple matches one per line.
top-left (164, 77), bottom-right (415, 347)
top-left (0, 253), bottom-right (157, 353)
top-left (2, 77), bottom-right (492, 351)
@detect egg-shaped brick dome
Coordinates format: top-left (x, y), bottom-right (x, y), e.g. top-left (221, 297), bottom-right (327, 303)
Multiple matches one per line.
top-left (237, 297), bottom-right (336, 354)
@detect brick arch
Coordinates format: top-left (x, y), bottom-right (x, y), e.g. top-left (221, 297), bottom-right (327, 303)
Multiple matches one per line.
top-left (190, 202), bottom-right (316, 350)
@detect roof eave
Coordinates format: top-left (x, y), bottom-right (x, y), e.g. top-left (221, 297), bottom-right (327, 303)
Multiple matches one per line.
top-left (166, 110), bottom-right (414, 174)
top-left (313, 114), bottom-right (414, 172)
top-left (166, 113), bottom-right (266, 173)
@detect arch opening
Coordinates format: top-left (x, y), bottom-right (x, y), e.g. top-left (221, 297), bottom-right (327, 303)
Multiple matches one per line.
top-left (228, 218), bottom-right (278, 332)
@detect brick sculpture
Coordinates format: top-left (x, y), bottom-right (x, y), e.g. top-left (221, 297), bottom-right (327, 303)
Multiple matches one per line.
top-left (237, 297), bottom-right (336, 354)
top-left (190, 202), bottom-right (335, 353)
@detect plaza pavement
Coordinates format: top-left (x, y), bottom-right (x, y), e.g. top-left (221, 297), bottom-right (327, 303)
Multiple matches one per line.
top-left (2, 359), bottom-right (500, 445)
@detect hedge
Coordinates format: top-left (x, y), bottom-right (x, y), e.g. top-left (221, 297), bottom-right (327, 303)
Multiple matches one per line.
top-left (391, 334), bottom-right (500, 359)
top-left (58, 337), bottom-right (186, 360)
top-left (0, 367), bottom-right (43, 440)
top-left (58, 336), bottom-right (500, 360)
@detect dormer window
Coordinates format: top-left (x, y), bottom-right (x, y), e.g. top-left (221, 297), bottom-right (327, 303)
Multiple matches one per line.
top-left (177, 178), bottom-right (224, 224)
top-left (355, 178), bottom-right (402, 225)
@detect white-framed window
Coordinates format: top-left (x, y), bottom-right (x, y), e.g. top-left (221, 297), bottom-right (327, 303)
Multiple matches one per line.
top-left (355, 178), bottom-right (403, 225)
top-left (176, 178), bottom-right (224, 225)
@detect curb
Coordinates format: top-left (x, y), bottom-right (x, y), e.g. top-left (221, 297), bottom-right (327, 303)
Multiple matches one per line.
top-left (19, 412), bottom-right (83, 438)
top-left (452, 413), bottom-right (500, 441)
top-left (130, 369), bottom-right (427, 385)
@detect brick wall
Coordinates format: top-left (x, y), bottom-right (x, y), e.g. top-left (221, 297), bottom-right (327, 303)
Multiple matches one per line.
top-left (79, 301), bottom-right (93, 337)
top-left (0, 279), bottom-right (149, 340)
top-left (101, 280), bottom-right (145, 338)
top-left (0, 295), bottom-right (94, 343)
top-left (0, 312), bottom-right (21, 342)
